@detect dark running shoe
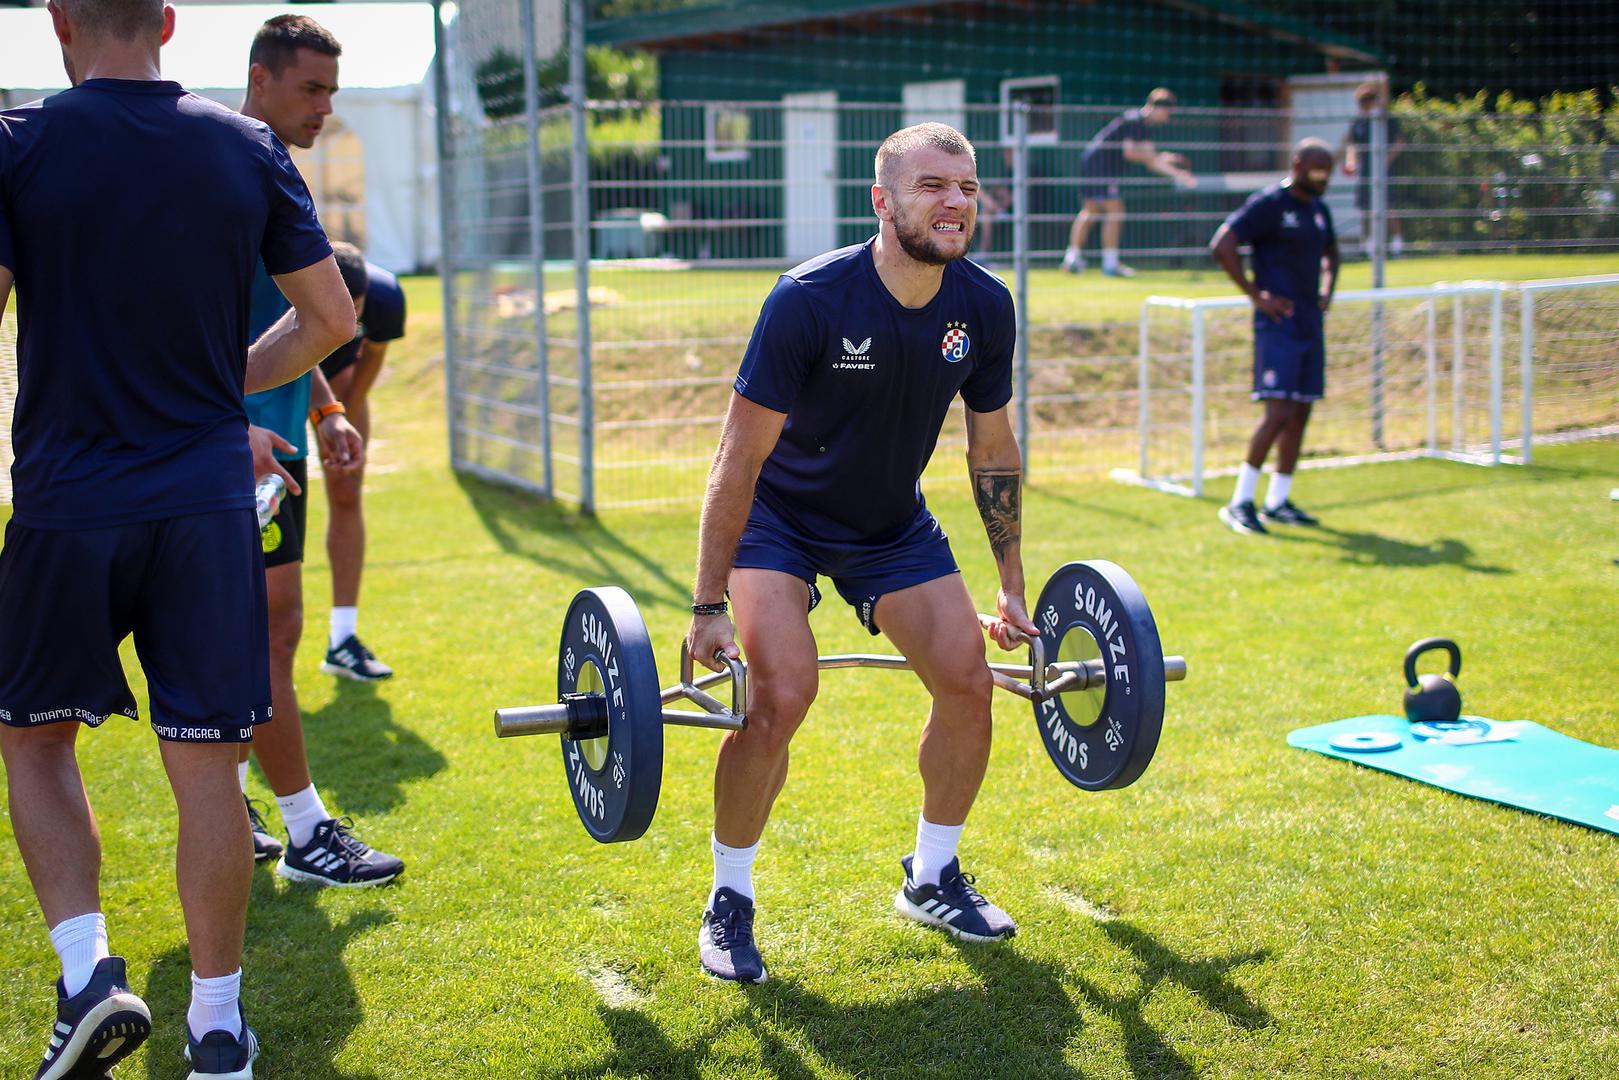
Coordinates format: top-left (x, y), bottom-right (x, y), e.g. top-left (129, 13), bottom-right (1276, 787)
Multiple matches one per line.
top-left (1218, 500), bottom-right (1269, 536)
top-left (698, 887), bottom-right (767, 983)
top-left (245, 798), bottom-right (283, 864)
top-left (276, 818), bottom-right (403, 888)
top-left (895, 855), bottom-right (1017, 943)
top-left (33, 956), bottom-right (150, 1080)
top-left (320, 634), bottom-right (393, 682)
top-left (185, 1004), bottom-right (258, 1079)
top-left (1260, 499), bottom-right (1321, 526)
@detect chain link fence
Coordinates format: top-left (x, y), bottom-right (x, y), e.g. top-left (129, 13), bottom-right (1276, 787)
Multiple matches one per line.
top-left (435, 0), bottom-right (1619, 510)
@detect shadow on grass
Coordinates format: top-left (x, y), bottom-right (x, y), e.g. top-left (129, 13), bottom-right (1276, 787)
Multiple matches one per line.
top-left (298, 679), bottom-right (446, 817)
top-left (578, 921), bottom-right (1271, 1079)
top-left (456, 473), bottom-right (689, 609)
top-left (142, 871), bottom-right (394, 1080)
top-left (1271, 524), bottom-right (1510, 573)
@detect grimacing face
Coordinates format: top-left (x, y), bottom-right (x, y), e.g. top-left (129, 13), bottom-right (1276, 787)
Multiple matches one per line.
top-left (251, 47), bottom-right (339, 149)
top-left (883, 147), bottom-right (978, 265)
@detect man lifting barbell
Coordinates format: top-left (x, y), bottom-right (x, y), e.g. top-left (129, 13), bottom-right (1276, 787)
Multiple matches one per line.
top-left (683, 122), bottom-right (1035, 982)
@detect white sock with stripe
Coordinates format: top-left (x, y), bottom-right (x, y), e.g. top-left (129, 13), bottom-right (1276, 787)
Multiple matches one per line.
top-left (49, 912), bottom-right (109, 998)
top-left (911, 815), bottom-right (965, 887)
top-left (709, 833), bottom-right (759, 906)
top-left (188, 969), bottom-right (243, 1041)
top-left (1264, 471), bottom-right (1293, 511)
top-left (277, 784), bottom-right (331, 848)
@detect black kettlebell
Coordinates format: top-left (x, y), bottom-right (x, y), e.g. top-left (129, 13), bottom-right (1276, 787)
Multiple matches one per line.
top-left (1403, 638), bottom-right (1463, 723)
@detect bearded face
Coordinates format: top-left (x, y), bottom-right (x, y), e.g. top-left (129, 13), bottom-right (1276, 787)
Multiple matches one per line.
top-left (881, 149), bottom-right (979, 266)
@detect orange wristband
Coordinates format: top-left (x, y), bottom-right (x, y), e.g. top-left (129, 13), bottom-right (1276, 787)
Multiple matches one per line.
top-left (309, 401), bottom-right (346, 427)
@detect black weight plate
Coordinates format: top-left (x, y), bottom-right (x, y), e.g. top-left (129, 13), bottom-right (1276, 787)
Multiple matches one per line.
top-left (556, 587), bottom-right (662, 843)
top-left (1033, 560), bottom-right (1166, 790)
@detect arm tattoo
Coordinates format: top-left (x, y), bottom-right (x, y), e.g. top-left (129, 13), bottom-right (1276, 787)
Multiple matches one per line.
top-left (973, 469), bottom-right (1021, 566)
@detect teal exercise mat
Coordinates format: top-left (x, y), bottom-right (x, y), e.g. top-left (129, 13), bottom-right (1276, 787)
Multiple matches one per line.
top-left (1289, 715), bottom-right (1619, 836)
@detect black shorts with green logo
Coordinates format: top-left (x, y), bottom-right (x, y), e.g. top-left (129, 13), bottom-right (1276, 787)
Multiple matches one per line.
top-left (262, 458), bottom-right (308, 568)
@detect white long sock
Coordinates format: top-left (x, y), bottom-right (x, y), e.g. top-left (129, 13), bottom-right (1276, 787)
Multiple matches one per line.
top-left (1064, 245), bottom-right (1080, 262)
top-left (1264, 471), bottom-right (1293, 510)
top-left (1102, 248), bottom-right (1121, 272)
top-left (710, 833), bottom-right (759, 906)
top-left (188, 969), bottom-right (243, 1041)
top-left (276, 784), bottom-right (331, 848)
top-left (911, 815), bottom-right (966, 887)
top-left (237, 760), bottom-right (250, 794)
top-left (49, 912), bottom-right (109, 998)
top-left (330, 606), bottom-right (358, 650)
top-left (1232, 463), bottom-right (1262, 507)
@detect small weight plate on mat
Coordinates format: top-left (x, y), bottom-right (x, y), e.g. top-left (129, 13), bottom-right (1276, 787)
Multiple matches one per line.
top-left (1328, 731), bottom-right (1403, 753)
top-left (557, 587), bottom-right (662, 843)
top-left (1410, 719), bottom-right (1491, 742)
top-left (1032, 560), bottom-right (1166, 790)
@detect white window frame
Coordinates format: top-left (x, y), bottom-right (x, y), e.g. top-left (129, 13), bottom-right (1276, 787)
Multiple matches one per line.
top-left (704, 103), bottom-right (751, 163)
top-left (999, 75), bottom-right (1060, 146)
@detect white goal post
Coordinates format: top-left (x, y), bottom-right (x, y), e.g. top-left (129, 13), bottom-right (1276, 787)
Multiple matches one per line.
top-left (1120, 274), bottom-right (1619, 497)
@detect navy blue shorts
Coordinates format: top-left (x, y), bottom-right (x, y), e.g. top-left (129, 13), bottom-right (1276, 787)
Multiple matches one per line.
top-left (261, 458), bottom-right (308, 568)
top-left (734, 500), bottom-right (959, 636)
top-left (0, 510), bottom-right (271, 742)
top-left (1253, 310), bottom-right (1326, 401)
top-left (1079, 180), bottom-right (1123, 204)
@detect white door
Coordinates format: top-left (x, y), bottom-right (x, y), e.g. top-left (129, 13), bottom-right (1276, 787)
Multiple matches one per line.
top-left (1288, 72), bottom-right (1385, 240)
top-left (902, 78), bottom-right (966, 133)
top-left (783, 91), bottom-right (838, 262)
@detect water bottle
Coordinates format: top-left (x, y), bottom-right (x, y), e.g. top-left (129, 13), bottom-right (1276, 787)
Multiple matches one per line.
top-left (254, 473), bottom-right (287, 531)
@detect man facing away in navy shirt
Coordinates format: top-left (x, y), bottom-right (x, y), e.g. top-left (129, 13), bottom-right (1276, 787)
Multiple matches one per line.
top-left (0, 1), bottom-right (354, 1075)
top-left (1210, 138), bottom-right (1342, 535)
top-left (683, 122), bottom-right (1039, 983)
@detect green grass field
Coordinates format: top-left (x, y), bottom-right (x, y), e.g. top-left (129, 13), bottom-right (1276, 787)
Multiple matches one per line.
top-left (3, 257), bottom-right (1619, 1078)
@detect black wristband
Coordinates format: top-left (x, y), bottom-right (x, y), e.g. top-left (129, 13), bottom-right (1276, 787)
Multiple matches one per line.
top-left (691, 600), bottom-right (728, 616)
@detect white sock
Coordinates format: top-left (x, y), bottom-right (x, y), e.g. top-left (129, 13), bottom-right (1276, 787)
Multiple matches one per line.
top-left (188, 969), bottom-right (243, 1041)
top-left (1102, 248), bottom-right (1121, 271)
top-left (1264, 471), bottom-right (1293, 510)
top-left (1232, 463), bottom-right (1262, 507)
top-left (276, 783), bottom-right (331, 848)
top-left (330, 606), bottom-right (358, 651)
top-left (49, 912), bottom-right (110, 998)
top-left (1064, 245), bottom-right (1080, 261)
top-left (911, 815), bottom-right (966, 887)
top-left (709, 833), bottom-right (759, 906)
top-left (237, 761), bottom-right (250, 793)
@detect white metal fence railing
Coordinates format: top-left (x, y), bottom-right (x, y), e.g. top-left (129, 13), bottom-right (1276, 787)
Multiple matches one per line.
top-left (1122, 275), bottom-right (1619, 497)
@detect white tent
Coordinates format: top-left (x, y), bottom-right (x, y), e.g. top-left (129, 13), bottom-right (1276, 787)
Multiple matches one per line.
top-left (0, 2), bottom-right (440, 272)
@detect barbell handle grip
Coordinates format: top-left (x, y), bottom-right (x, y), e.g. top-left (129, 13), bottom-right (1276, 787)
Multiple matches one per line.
top-left (976, 613), bottom-right (1044, 696)
top-left (675, 640), bottom-right (748, 727)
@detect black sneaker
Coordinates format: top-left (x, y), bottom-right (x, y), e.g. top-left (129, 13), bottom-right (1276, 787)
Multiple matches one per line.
top-left (1218, 500), bottom-right (1269, 535)
top-left (185, 1004), bottom-right (258, 1079)
top-left (33, 956), bottom-right (151, 1080)
top-left (1260, 499), bottom-right (1320, 526)
top-left (245, 798), bottom-right (282, 864)
top-left (320, 634), bottom-right (393, 682)
top-left (895, 855), bottom-right (1017, 943)
top-left (276, 818), bottom-right (403, 888)
top-left (698, 887), bottom-right (767, 983)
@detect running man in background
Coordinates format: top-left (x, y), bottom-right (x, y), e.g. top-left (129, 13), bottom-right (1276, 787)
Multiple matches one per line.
top-left (1210, 138), bottom-right (1341, 535)
top-left (238, 13), bottom-right (405, 887)
top-left (1062, 87), bottom-right (1196, 277)
top-left (0, 0), bottom-right (355, 1074)
top-left (317, 260), bottom-right (406, 682)
top-left (1340, 79), bottom-right (1406, 257)
top-left (685, 122), bottom-right (1036, 983)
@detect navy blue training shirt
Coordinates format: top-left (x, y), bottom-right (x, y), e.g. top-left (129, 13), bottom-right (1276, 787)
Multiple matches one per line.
top-left (1224, 182), bottom-right (1337, 310)
top-left (1078, 109), bottom-right (1148, 179)
top-left (735, 241), bottom-right (1016, 542)
top-left (0, 79), bottom-right (331, 529)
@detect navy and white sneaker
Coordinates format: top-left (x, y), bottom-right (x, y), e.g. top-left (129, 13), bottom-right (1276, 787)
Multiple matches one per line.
top-left (320, 634), bottom-right (393, 682)
top-left (698, 887), bottom-right (767, 983)
top-left (185, 1005), bottom-right (259, 1079)
top-left (1259, 499), bottom-right (1320, 526)
top-left (32, 956), bottom-right (151, 1080)
top-left (1218, 500), bottom-right (1269, 535)
top-left (276, 818), bottom-right (403, 888)
top-left (245, 798), bottom-right (283, 864)
top-left (895, 856), bottom-right (1017, 943)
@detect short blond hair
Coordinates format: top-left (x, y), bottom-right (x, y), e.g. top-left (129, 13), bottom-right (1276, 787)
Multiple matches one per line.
top-left (1146, 87), bottom-right (1177, 109)
top-left (874, 122), bottom-right (976, 188)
